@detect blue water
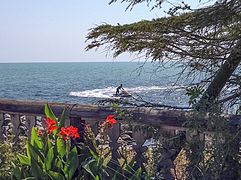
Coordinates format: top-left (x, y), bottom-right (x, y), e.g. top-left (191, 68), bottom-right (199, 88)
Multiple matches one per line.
top-left (0, 62), bottom-right (189, 106)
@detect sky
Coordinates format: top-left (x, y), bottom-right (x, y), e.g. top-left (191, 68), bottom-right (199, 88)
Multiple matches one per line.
top-left (0, 0), bottom-right (209, 62)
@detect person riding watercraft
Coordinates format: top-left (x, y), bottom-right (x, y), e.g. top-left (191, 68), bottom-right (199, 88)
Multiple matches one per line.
top-left (116, 84), bottom-right (124, 95)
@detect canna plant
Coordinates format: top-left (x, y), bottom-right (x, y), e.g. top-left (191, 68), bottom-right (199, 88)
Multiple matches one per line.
top-left (12, 104), bottom-right (80, 180)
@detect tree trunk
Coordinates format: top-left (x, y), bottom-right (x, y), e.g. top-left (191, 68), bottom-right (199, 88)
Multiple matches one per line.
top-left (198, 39), bottom-right (241, 109)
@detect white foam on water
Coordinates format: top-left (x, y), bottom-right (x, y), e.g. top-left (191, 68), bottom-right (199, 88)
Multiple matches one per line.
top-left (70, 87), bottom-right (114, 98)
top-left (126, 85), bottom-right (185, 93)
top-left (69, 85), bottom-right (185, 98)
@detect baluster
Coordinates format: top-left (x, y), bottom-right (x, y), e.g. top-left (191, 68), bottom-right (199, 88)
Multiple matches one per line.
top-left (36, 116), bottom-right (44, 129)
top-left (186, 129), bottom-right (198, 143)
top-left (132, 125), bottom-right (148, 171)
top-left (12, 114), bottom-right (21, 137)
top-left (26, 115), bottom-right (36, 137)
top-left (19, 115), bottom-right (28, 136)
top-left (0, 113), bottom-right (4, 140)
top-left (107, 122), bottom-right (120, 170)
top-left (3, 114), bottom-right (12, 138)
top-left (41, 116), bottom-right (46, 128)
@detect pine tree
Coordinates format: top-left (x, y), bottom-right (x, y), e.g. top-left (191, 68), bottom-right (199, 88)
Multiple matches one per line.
top-left (86, 0), bottom-right (241, 108)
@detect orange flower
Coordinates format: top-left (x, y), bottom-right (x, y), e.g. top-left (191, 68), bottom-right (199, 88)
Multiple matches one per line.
top-left (105, 115), bottom-right (117, 125)
top-left (46, 117), bottom-right (58, 134)
top-left (59, 126), bottom-right (80, 141)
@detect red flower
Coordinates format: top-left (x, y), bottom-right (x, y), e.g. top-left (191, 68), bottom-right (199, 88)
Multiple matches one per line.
top-left (46, 117), bottom-right (58, 134)
top-left (105, 115), bottom-right (117, 125)
top-left (67, 126), bottom-right (80, 139)
top-left (59, 126), bottom-right (80, 141)
top-left (59, 127), bottom-right (70, 141)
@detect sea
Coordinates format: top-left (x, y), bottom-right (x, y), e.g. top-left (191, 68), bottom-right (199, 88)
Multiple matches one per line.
top-left (0, 62), bottom-right (190, 107)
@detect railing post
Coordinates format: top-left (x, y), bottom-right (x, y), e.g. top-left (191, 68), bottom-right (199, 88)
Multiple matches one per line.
top-left (12, 114), bottom-right (20, 137)
top-left (18, 115), bottom-right (27, 136)
top-left (36, 116), bottom-right (44, 129)
top-left (26, 116), bottom-right (36, 137)
top-left (132, 126), bottom-right (148, 171)
top-left (2, 114), bottom-right (11, 138)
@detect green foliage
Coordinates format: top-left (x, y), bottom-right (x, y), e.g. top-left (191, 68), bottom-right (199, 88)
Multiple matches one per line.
top-left (186, 85), bottom-right (204, 106)
top-left (44, 103), bottom-right (57, 122)
top-left (112, 101), bottom-right (133, 122)
top-left (12, 104), bottom-right (79, 180)
top-left (87, 0), bottom-right (241, 62)
top-left (182, 100), bottom-right (241, 179)
top-left (0, 138), bottom-right (25, 179)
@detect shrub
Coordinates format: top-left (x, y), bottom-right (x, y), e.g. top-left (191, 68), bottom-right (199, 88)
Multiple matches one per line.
top-left (0, 136), bottom-right (26, 179)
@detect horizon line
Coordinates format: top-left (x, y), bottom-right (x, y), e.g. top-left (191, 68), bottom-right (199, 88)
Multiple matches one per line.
top-left (0, 60), bottom-right (148, 63)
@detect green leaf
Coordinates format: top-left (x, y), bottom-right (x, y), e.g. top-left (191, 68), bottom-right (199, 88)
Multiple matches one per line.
top-left (67, 147), bottom-right (79, 179)
top-left (82, 158), bottom-right (96, 178)
top-left (44, 104), bottom-right (57, 122)
top-left (55, 158), bottom-right (64, 170)
top-left (95, 175), bottom-right (100, 180)
top-left (70, 145), bottom-right (78, 154)
top-left (42, 135), bottom-right (52, 156)
top-left (89, 149), bottom-right (98, 160)
top-left (28, 142), bottom-right (45, 163)
top-left (112, 102), bottom-right (118, 109)
top-left (44, 147), bottom-right (54, 171)
top-left (57, 137), bottom-right (66, 158)
top-left (30, 127), bottom-right (43, 149)
top-left (130, 167), bottom-right (142, 180)
top-left (30, 157), bottom-right (45, 178)
top-left (47, 170), bottom-right (65, 180)
top-left (57, 107), bottom-right (68, 133)
top-left (17, 154), bottom-right (30, 166)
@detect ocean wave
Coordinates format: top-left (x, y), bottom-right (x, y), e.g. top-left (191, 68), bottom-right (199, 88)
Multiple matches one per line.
top-left (69, 85), bottom-right (185, 98)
